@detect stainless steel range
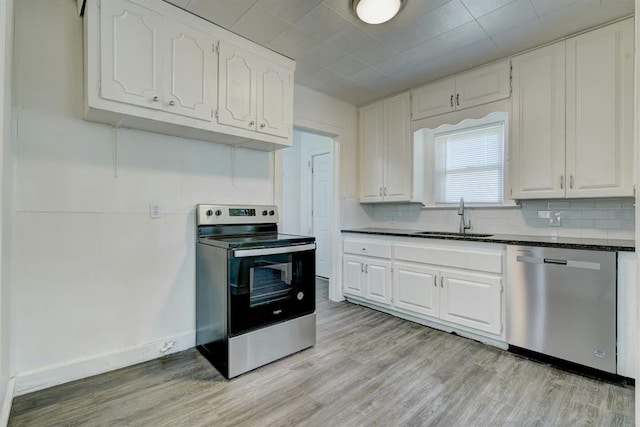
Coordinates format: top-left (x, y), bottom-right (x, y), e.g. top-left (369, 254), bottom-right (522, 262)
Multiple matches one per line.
top-left (195, 204), bottom-right (316, 379)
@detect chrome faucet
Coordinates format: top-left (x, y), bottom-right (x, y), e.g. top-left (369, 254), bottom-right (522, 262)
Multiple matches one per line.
top-left (458, 197), bottom-right (471, 235)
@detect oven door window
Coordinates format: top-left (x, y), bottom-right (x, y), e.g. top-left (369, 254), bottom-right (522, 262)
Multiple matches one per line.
top-left (228, 249), bottom-right (315, 336)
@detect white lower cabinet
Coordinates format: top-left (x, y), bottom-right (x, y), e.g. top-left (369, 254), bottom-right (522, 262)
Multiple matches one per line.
top-left (439, 270), bottom-right (502, 336)
top-left (393, 263), bottom-right (439, 317)
top-left (343, 254), bottom-right (392, 305)
top-left (344, 235), bottom-right (506, 341)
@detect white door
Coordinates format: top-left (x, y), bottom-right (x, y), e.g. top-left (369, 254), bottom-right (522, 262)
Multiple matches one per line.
top-left (565, 18), bottom-right (634, 198)
top-left (393, 263), bottom-right (439, 318)
top-left (455, 60), bottom-right (510, 110)
top-left (312, 152), bottom-right (332, 278)
top-left (510, 42), bottom-right (566, 199)
top-left (411, 77), bottom-right (455, 120)
top-left (256, 61), bottom-right (293, 138)
top-left (100, 0), bottom-right (163, 109)
top-left (343, 255), bottom-right (364, 297)
top-left (439, 269), bottom-right (502, 336)
top-left (163, 18), bottom-right (216, 121)
top-left (383, 92), bottom-right (412, 202)
top-left (218, 41), bottom-right (257, 131)
top-left (365, 259), bottom-right (392, 305)
top-left (359, 102), bottom-right (384, 202)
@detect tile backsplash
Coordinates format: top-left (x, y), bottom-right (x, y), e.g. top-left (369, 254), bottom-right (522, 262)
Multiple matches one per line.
top-left (362, 198), bottom-right (635, 240)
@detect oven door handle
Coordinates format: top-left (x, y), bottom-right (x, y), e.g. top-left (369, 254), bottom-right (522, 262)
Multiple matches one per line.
top-left (232, 243), bottom-right (316, 258)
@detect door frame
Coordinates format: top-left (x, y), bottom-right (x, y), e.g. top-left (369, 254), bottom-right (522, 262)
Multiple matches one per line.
top-left (274, 126), bottom-right (342, 301)
top-left (307, 149), bottom-right (332, 279)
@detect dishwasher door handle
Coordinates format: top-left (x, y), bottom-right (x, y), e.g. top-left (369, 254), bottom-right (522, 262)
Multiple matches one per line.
top-left (544, 258), bottom-right (567, 265)
top-left (516, 255), bottom-right (600, 270)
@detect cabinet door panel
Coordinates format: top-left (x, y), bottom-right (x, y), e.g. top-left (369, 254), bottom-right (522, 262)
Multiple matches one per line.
top-left (510, 42), bottom-right (566, 199)
top-left (411, 78), bottom-right (455, 120)
top-left (393, 263), bottom-right (439, 317)
top-left (440, 270), bottom-right (502, 336)
top-left (365, 260), bottom-right (392, 305)
top-left (456, 60), bottom-right (510, 110)
top-left (257, 63), bottom-right (292, 138)
top-left (218, 42), bottom-right (257, 130)
top-left (383, 93), bottom-right (412, 202)
top-left (343, 256), bottom-right (364, 297)
top-left (100, 0), bottom-right (163, 109)
top-left (566, 18), bottom-right (634, 197)
top-left (164, 19), bottom-right (216, 121)
top-left (359, 102), bottom-right (384, 202)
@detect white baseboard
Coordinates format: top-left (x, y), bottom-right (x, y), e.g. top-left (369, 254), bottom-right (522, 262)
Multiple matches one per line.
top-left (1, 376), bottom-right (15, 426)
top-left (14, 332), bottom-right (194, 396)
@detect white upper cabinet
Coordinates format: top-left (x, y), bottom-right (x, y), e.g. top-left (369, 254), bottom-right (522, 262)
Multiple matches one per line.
top-left (359, 92), bottom-right (412, 203)
top-left (510, 18), bottom-right (634, 199)
top-left (218, 41), bottom-right (293, 139)
top-left (565, 19), bottom-right (634, 198)
top-left (411, 60), bottom-right (510, 121)
top-left (83, 0), bottom-right (295, 151)
top-left (218, 42), bottom-right (257, 131)
top-left (257, 62), bottom-right (293, 138)
top-left (100, 0), bottom-right (215, 120)
top-left (100, 0), bottom-right (164, 110)
top-left (163, 18), bottom-right (217, 121)
top-left (511, 42), bottom-right (566, 199)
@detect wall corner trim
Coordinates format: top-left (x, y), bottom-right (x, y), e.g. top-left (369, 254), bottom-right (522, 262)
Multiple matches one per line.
top-left (1, 376), bottom-right (15, 425)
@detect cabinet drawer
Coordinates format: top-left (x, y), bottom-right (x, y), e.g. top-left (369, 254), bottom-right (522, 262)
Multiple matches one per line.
top-left (344, 239), bottom-right (391, 259)
top-left (394, 244), bottom-right (503, 274)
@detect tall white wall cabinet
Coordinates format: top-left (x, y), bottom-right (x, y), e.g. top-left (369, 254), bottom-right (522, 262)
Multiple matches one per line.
top-left (359, 92), bottom-right (412, 203)
top-left (511, 18), bottom-right (634, 199)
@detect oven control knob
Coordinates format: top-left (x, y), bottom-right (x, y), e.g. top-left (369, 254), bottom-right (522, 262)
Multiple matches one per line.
top-left (206, 209), bottom-right (213, 217)
top-left (297, 292), bottom-right (304, 300)
top-left (269, 210), bottom-right (275, 216)
top-left (262, 210), bottom-right (268, 216)
top-left (215, 210), bottom-right (222, 216)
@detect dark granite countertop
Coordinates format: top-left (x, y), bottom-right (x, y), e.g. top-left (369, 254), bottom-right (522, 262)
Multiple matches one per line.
top-left (341, 228), bottom-right (635, 252)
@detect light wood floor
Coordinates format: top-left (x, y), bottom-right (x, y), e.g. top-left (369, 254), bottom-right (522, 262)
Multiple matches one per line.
top-left (9, 278), bottom-right (634, 426)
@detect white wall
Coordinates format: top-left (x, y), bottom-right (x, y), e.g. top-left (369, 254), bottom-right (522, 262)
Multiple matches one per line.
top-left (12, 0), bottom-right (274, 394)
top-left (277, 85), bottom-right (366, 301)
top-left (0, 0), bottom-right (14, 420)
top-left (281, 132), bottom-right (302, 234)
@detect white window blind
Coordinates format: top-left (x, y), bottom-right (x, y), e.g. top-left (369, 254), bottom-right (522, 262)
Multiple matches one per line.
top-left (434, 122), bottom-right (505, 205)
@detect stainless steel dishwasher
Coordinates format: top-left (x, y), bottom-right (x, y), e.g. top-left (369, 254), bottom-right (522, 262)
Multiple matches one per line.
top-left (507, 246), bottom-right (616, 373)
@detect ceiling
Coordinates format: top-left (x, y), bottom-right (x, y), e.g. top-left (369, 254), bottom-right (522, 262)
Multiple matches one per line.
top-left (163, 0), bottom-right (634, 105)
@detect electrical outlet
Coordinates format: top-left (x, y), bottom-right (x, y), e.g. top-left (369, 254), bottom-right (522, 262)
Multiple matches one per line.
top-left (149, 202), bottom-right (161, 219)
top-left (549, 211), bottom-right (562, 227)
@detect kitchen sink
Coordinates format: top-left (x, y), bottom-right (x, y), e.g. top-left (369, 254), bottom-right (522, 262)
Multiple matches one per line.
top-left (414, 231), bottom-right (493, 238)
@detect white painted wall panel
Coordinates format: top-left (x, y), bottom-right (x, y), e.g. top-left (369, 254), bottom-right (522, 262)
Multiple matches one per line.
top-left (12, 0), bottom-right (273, 392)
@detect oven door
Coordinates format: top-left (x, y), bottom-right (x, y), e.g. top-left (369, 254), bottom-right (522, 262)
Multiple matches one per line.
top-left (228, 243), bottom-right (316, 336)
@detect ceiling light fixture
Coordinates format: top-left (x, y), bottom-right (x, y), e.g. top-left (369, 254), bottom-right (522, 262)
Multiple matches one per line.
top-left (352, 0), bottom-right (405, 25)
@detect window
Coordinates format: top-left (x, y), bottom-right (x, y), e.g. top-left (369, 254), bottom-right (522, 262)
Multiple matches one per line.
top-left (428, 112), bottom-right (507, 206)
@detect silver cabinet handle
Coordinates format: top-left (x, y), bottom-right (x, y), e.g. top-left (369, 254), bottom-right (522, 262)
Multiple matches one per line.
top-left (169, 100), bottom-right (175, 106)
top-left (384, 187), bottom-right (387, 196)
top-left (152, 96), bottom-right (159, 102)
top-left (560, 175), bottom-right (564, 189)
top-left (365, 264), bottom-right (368, 273)
top-left (379, 187), bottom-right (383, 196)
top-left (433, 276), bottom-right (437, 287)
top-left (570, 175), bottom-right (574, 189)
top-left (440, 276), bottom-right (444, 287)
top-left (249, 120), bottom-right (255, 127)
top-left (260, 123), bottom-right (266, 128)
top-left (361, 263), bottom-right (364, 273)
top-left (456, 93), bottom-right (460, 106)
top-left (450, 95), bottom-right (453, 107)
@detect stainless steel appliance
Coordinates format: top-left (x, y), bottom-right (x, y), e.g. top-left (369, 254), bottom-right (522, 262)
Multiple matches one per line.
top-left (196, 204), bottom-right (316, 379)
top-left (507, 246), bottom-right (616, 374)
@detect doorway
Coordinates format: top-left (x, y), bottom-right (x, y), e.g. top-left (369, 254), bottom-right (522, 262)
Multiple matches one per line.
top-left (281, 129), bottom-right (334, 281)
